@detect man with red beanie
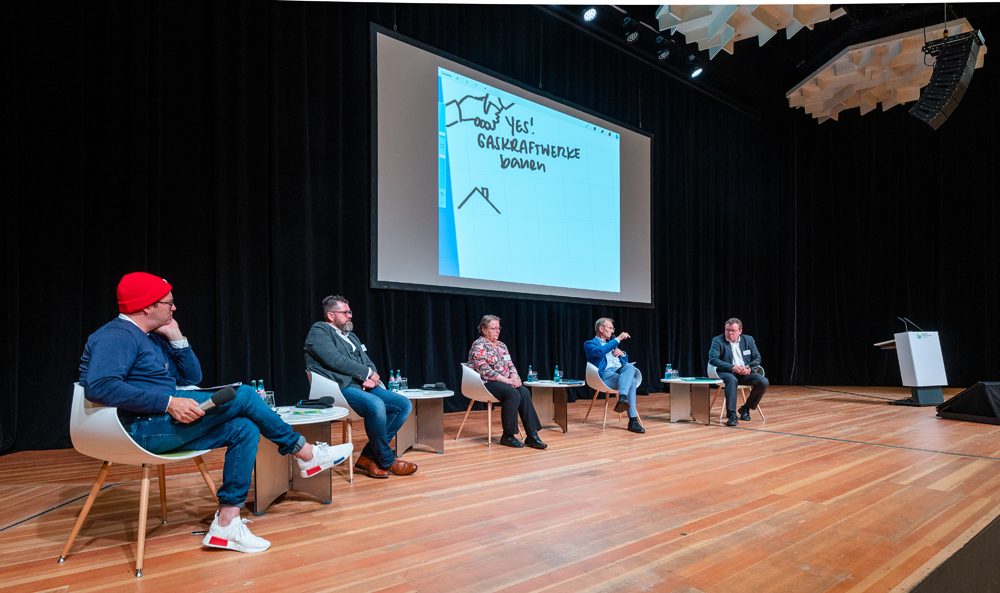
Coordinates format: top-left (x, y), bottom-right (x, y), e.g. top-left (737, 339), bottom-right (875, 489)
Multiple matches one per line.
top-left (79, 272), bottom-right (352, 554)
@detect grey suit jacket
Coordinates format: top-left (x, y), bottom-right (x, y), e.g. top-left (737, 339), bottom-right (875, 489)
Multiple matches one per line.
top-left (708, 334), bottom-right (762, 374)
top-left (303, 321), bottom-right (377, 391)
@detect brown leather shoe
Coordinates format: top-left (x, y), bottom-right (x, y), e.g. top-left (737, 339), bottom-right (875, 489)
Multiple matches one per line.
top-left (355, 455), bottom-right (389, 479)
top-left (387, 458), bottom-right (418, 476)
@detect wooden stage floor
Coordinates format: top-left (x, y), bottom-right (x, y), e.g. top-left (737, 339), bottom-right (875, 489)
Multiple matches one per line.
top-left (3, 385), bottom-right (1000, 593)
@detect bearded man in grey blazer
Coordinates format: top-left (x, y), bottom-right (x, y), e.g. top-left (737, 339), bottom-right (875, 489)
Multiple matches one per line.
top-left (708, 317), bottom-right (768, 427)
top-left (304, 295), bottom-right (415, 478)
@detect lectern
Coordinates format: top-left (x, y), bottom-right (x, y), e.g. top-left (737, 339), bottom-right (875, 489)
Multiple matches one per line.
top-left (875, 331), bottom-right (948, 406)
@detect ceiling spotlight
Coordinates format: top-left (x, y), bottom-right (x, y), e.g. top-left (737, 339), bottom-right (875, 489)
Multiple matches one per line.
top-left (655, 36), bottom-right (670, 61)
top-left (623, 16), bottom-right (639, 44)
top-left (686, 53), bottom-right (702, 78)
top-left (583, 8), bottom-right (597, 22)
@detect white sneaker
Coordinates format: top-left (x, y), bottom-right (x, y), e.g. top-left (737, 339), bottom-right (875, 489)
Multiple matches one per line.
top-left (297, 442), bottom-right (353, 478)
top-left (202, 511), bottom-right (271, 553)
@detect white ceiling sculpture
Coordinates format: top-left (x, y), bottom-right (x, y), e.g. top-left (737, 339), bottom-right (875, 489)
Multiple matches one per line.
top-left (787, 18), bottom-right (987, 123)
top-left (655, 5), bottom-right (846, 59)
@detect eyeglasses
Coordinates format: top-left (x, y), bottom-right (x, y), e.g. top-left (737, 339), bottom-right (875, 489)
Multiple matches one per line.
top-left (487, 326), bottom-right (501, 332)
top-left (334, 310), bottom-right (353, 317)
top-left (154, 300), bottom-right (175, 309)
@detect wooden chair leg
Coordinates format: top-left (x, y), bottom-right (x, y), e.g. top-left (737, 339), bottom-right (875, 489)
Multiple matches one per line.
top-left (456, 400), bottom-right (475, 440)
top-left (584, 391), bottom-right (599, 423)
top-left (712, 388), bottom-right (724, 421)
top-left (602, 395), bottom-right (611, 429)
top-left (59, 461), bottom-right (112, 563)
top-left (135, 465), bottom-right (151, 578)
top-left (636, 414), bottom-right (644, 428)
top-left (737, 387), bottom-right (766, 420)
top-left (487, 403), bottom-right (492, 447)
top-left (343, 420), bottom-right (354, 483)
top-left (193, 456), bottom-right (218, 498)
top-left (156, 465), bottom-right (168, 524)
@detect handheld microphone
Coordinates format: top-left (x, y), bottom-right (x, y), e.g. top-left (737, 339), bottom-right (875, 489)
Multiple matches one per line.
top-left (318, 396), bottom-right (335, 407)
top-left (198, 386), bottom-right (236, 411)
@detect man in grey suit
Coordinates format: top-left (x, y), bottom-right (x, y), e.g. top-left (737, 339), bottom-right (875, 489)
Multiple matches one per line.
top-left (304, 295), bottom-right (415, 478)
top-left (708, 317), bottom-right (768, 427)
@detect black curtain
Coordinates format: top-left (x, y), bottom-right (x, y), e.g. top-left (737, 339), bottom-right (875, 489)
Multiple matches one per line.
top-left (3, 1), bottom-right (998, 454)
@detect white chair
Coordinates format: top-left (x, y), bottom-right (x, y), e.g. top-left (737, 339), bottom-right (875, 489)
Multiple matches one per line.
top-left (305, 370), bottom-right (358, 482)
top-left (707, 364), bottom-right (766, 422)
top-left (458, 364), bottom-right (524, 446)
top-left (584, 363), bottom-right (644, 429)
top-left (60, 383), bottom-right (219, 578)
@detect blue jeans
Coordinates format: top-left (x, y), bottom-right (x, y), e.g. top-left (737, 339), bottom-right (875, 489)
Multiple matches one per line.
top-left (127, 385), bottom-right (305, 508)
top-left (341, 385), bottom-right (412, 469)
top-left (601, 364), bottom-right (639, 418)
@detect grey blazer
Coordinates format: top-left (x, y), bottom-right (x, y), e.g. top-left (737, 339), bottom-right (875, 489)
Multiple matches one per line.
top-left (303, 322), bottom-right (378, 391)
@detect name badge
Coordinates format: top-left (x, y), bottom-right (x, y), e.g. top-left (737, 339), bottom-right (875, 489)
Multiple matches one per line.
top-left (361, 344), bottom-right (368, 352)
top-left (503, 354), bottom-right (511, 361)
top-left (743, 349), bottom-right (751, 355)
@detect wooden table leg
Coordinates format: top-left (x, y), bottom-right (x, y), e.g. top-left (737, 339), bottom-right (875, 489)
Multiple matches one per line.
top-left (531, 386), bottom-right (557, 430)
top-left (553, 389), bottom-right (568, 433)
top-left (395, 409), bottom-right (417, 457)
top-left (670, 383), bottom-right (692, 422)
top-left (290, 423), bottom-right (333, 506)
top-left (252, 436), bottom-right (289, 516)
top-left (691, 384), bottom-right (712, 426)
top-left (415, 398), bottom-right (445, 454)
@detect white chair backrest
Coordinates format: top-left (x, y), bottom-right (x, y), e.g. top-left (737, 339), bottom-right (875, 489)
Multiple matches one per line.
top-left (306, 371), bottom-right (362, 421)
top-left (586, 362), bottom-right (643, 393)
top-left (585, 362), bottom-right (611, 393)
top-left (70, 383), bottom-right (203, 465)
top-left (460, 364), bottom-right (499, 404)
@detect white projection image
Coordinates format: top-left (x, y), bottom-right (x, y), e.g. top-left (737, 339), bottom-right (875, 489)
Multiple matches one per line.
top-left (437, 67), bottom-right (622, 292)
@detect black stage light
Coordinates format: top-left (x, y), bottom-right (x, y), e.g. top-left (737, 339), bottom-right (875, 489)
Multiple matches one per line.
top-left (583, 7), bottom-right (597, 22)
top-left (623, 16), bottom-right (639, 44)
top-left (655, 36), bottom-right (670, 61)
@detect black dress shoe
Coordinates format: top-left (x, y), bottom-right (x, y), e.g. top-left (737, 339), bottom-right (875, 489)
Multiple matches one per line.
top-left (726, 412), bottom-right (739, 427)
top-left (499, 434), bottom-right (524, 448)
top-left (627, 417), bottom-right (645, 433)
top-left (523, 433), bottom-right (548, 449)
top-left (738, 407), bottom-right (751, 422)
top-left (613, 397), bottom-right (630, 414)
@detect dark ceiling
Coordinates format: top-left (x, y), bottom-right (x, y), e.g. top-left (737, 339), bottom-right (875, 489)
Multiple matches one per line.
top-left (543, 4), bottom-right (1000, 120)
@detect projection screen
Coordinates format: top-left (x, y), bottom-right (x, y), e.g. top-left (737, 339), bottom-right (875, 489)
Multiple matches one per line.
top-left (371, 24), bottom-right (653, 307)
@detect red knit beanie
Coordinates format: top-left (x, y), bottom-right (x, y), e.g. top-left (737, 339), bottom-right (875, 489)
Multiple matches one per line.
top-left (117, 272), bottom-right (173, 313)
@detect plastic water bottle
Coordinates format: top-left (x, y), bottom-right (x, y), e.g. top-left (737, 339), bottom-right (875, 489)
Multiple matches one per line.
top-left (389, 372), bottom-right (398, 391)
top-left (257, 379), bottom-right (266, 398)
top-left (527, 366), bottom-right (536, 383)
top-left (250, 380), bottom-right (258, 391)
top-left (554, 365), bottom-right (560, 383)
top-left (665, 364), bottom-right (672, 379)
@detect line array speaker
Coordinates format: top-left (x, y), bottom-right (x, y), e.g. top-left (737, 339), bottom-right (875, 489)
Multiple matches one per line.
top-left (909, 30), bottom-right (985, 130)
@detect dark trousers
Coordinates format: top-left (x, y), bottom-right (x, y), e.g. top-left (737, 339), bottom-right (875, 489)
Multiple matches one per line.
top-left (484, 381), bottom-right (542, 436)
top-left (718, 372), bottom-right (768, 413)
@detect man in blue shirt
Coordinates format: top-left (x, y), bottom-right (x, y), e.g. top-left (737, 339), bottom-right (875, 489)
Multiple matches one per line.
top-left (584, 317), bottom-right (644, 433)
top-left (80, 272), bottom-right (352, 553)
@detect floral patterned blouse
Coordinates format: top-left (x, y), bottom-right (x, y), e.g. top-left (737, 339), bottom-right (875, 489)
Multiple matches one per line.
top-left (468, 337), bottom-right (520, 382)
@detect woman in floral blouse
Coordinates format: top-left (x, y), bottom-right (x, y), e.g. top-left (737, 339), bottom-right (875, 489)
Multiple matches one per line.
top-left (467, 315), bottom-right (547, 449)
